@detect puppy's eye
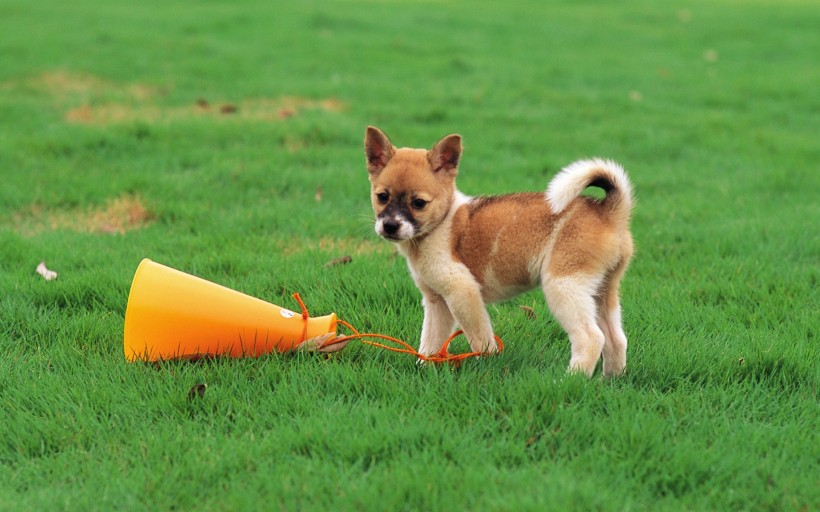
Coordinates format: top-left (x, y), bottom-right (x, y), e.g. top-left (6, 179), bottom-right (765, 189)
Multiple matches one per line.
top-left (411, 198), bottom-right (428, 210)
top-left (376, 192), bottom-right (389, 204)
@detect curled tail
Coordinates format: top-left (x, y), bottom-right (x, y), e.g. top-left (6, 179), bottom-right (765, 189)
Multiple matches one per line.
top-left (546, 158), bottom-right (633, 221)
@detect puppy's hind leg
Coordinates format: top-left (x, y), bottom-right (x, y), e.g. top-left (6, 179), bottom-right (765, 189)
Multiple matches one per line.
top-left (543, 275), bottom-right (606, 377)
top-left (598, 298), bottom-right (627, 377)
top-left (598, 262), bottom-right (629, 377)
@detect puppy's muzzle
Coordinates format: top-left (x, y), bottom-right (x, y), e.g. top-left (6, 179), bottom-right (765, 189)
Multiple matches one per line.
top-left (375, 215), bottom-right (415, 241)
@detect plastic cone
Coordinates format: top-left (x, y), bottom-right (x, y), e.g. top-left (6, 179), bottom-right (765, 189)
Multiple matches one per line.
top-left (123, 259), bottom-right (337, 362)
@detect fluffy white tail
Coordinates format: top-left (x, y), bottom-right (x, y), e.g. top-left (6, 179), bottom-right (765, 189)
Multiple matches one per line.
top-left (546, 158), bottom-right (633, 217)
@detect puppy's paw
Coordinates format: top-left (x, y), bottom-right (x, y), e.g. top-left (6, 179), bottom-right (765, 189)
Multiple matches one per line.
top-left (484, 339), bottom-right (500, 354)
top-left (567, 360), bottom-right (596, 377)
top-left (602, 362), bottom-right (626, 378)
top-left (470, 338), bottom-right (498, 355)
top-left (602, 354), bottom-right (626, 377)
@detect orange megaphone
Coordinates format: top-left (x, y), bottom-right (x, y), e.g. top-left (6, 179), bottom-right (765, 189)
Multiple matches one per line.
top-left (123, 259), bottom-right (337, 362)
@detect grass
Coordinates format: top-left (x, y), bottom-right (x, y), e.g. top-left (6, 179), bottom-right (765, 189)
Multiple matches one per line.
top-left (1, 0), bottom-right (818, 510)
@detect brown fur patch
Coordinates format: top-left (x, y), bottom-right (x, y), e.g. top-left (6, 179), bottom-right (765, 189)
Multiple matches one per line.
top-left (452, 193), bottom-right (555, 288)
top-left (11, 194), bottom-right (154, 236)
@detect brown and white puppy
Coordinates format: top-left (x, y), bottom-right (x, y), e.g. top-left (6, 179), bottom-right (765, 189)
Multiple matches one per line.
top-left (364, 126), bottom-right (634, 376)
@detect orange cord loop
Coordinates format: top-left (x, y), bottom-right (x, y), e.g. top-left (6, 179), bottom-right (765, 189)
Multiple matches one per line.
top-left (292, 295), bottom-right (504, 363)
top-left (316, 311), bottom-right (503, 364)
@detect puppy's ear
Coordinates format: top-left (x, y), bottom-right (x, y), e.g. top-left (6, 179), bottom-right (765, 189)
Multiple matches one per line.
top-left (429, 134), bottom-right (462, 176)
top-left (364, 126), bottom-right (395, 175)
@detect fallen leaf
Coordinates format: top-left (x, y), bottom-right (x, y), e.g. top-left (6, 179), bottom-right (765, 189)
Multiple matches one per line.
top-left (324, 255), bottom-right (352, 268)
top-left (297, 332), bottom-right (351, 353)
top-left (196, 97), bottom-right (210, 109)
top-left (187, 383), bottom-right (207, 401)
top-left (220, 104), bottom-right (238, 114)
top-left (519, 305), bottom-right (537, 320)
top-left (36, 261), bottom-right (58, 281)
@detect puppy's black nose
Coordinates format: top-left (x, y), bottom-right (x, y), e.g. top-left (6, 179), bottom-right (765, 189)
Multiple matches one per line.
top-left (383, 220), bottom-right (400, 235)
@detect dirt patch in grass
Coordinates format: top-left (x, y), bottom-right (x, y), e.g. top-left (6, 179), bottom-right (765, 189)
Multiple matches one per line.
top-left (4, 70), bottom-right (345, 126)
top-left (12, 194), bottom-right (155, 236)
top-left (21, 70), bottom-right (159, 102)
top-left (277, 236), bottom-right (391, 258)
top-left (65, 96), bottom-right (345, 126)
top-left (315, 237), bottom-right (386, 256)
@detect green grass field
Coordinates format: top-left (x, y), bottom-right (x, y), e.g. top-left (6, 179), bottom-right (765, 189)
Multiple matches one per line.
top-left (1, 0), bottom-right (818, 510)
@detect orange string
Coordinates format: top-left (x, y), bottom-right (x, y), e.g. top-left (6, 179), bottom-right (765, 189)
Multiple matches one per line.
top-left (335, 327), bottom-right (504, 364)
top-left (291, 295), bottom-right (504, 364)
top-left (291, 293), bottom-right (310, 343)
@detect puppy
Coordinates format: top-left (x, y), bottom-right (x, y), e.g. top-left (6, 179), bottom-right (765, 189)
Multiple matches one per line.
top-left (364, 126), bottom-right (634, 376)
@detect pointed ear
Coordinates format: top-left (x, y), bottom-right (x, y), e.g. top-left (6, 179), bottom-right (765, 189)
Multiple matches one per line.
top-left (364, 126), bottom-right (395, 175)
top-left (428, 134), bottom-right (462, 175)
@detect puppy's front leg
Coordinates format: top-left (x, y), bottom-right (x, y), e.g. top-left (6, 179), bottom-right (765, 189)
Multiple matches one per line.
top-left (444, 285), bottom-right (498, 354)
top-left (418, 291), bottom-right (455, 356)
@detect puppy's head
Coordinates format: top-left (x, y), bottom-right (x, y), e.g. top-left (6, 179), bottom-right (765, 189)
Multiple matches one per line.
top-left (364, 126), bottom-right (461, 242)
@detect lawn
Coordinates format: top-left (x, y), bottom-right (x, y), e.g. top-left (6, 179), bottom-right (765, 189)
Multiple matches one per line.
top-left (0, 0), bottom-right (818, 510)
